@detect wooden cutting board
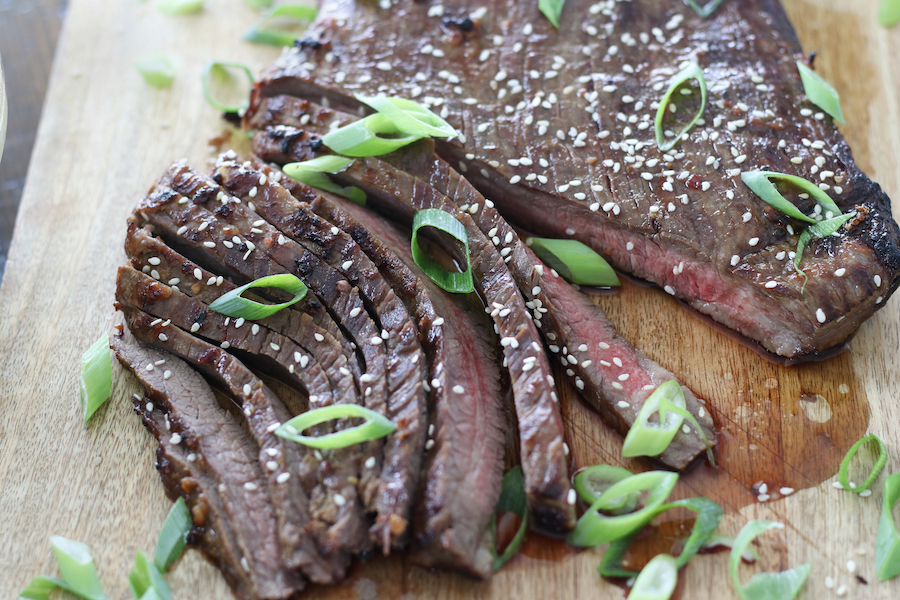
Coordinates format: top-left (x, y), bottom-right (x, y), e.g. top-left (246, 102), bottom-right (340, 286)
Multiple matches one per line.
top-left (1, 0), bottom-right (899, 598)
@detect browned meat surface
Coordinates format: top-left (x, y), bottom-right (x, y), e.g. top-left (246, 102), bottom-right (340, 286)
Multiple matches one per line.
top-left (250, 0), bottom-right (900, 359)
top-left (111, 328), bottom-right (305, 600)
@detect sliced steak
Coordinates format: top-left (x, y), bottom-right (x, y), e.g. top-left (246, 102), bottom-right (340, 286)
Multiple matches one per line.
top-left (210, 154), bottom-right (428, 551)
top-left (273, 167), bottom-right (506, 577)
top-left (118, 306), bottom-right (353, 582)
top-left (253, 135), bottom-right (575, 531)
top-left (124, 219), bottom-right (360, 405)
top-left (250, 0), bottom-right (900, 359)
top-left (247, 95), bottom-right (714, 467)
top-left (111, 328), bottom-right (304, 600)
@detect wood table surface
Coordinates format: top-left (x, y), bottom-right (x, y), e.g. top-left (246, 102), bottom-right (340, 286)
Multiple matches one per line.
top-left (1, 1), bottom-right (899, 599)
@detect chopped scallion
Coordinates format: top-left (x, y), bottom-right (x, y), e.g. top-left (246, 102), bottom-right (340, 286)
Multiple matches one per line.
top-left (157, 0), bottom-right (203, 15)
top-left (492, 466), bottom-right (529, 571)
top-left (538, 0), bottom-right (565, 28)
top-left (741, 171), bottom-right (841, 224)
top-left (276, 404), bottom-right (395, 449)
top-left (412, 209), bottom-right (475, 294)
top-left (357, 95), bottom-right (458, 139)
top-left (568, 471), bottom-right (678, 547)
top-left (876, 473), bottom-right (900, 580)
top-left (627, 554), bottom-right (678, 600)
top-left (19, 537), bottom-right (109, 600)
top-left (132, 53), bottom-right (176, 88)
top-left (323, 114), bottom-right (424, 157)
top-left (655, 63), bottom-right (707, 152)
top-left (80, 334), bottom-right (112, 423)
top-left (880, 0), bottom-right (900, 27)
top-left (837, 433), bottom-right (887, 493)
top-left (573, 465), bottom-right (638, 515)
top-left (794, 211), bottom-right (856, 291)
top-left (526, 237), bottom-right (620, 287)
top-left (208, 273), bottom-right (308, 320)
top-left (154, 497), bottom-right (192, 571)
top-left (283, 156), bottom-right (367, 205)
top-left (730, 521), bottom-right (810, 600)
top-left (201, 62), bottom-right (254, 114)
top-left (128, 551), bottom-right (171, 600)
top-left (796, 61), bottom-right (845, 124)
top-left (685, 0), bottom-right (724, 18)
top-left (243, 5), bottom-right (318, 47)
top-left (599, 496), bottom-right (723, 577)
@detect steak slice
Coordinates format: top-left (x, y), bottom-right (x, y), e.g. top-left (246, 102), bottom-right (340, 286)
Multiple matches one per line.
top-left (118, 306), bottom-right (352, 582)
top-left (124, 219), bottom-right (360, 407)
top-left (210, 154), bottom-right (428, 552)
top-left (252, 136), bottom-right (575, 532)
top-left (111, 328), bottom-right (304, 600)
top-left (247, 96), bottom-right (714, 467)
top-left (251, 0), bottom-right (900, 359)
top-left (268, 163), bottom-right (506, 577)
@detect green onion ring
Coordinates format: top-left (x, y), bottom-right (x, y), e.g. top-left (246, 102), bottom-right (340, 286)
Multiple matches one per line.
top-left (567, 471), bottom-right (679, 547)
top-left (154, 497), bottom-right (192, 571)
top-left (621, 381), bottom-right (686, 459)
top-left (80, 334), bottom-right (112, 423)
top-left (201, 61), bottom-right (254, 113)
top-left (686, 0), bottom-right (724, 18)
top-left (730, 521), bottom-right (810, 600)
top-left (158, 0), bottom-right (203, 15)
top-left (491, 466), bottom-right (529, 571)
top-left (881, 0), bottom-right (900, 27)
top-left (538, 0), bottom-right (565, 28)
top-left (599, 496), bottom-right (724, 577)
top-left (741, 171), bottom-right (842, 224)
top-left (411, 209), bottom-right (475, 294)
top-left (837, 433), bottom-right (888, 493)
top-left (132, 53), bottom-right (176, 89)
top-left (796, 61), bottom-right (845, 124)
top-left (243, 5), bottom-right (318, 47)
top-left (876, 473), bottom-right (900, 580)
top-left (573, 465), bottom-right (639, 515)
top-left (356, 95), bottom-right (458, 139)
top-left (322, 114), bottom-right (424, 157)
top-left (208, 274), bottom-right (308, 320)
top-left (654, 63), bottom-right (707, 152)
top-left (283, 156), bottom-right (367, 205)
top-left (627, 553), bottom-right (678, 600)
top-left (526, 237), bottom-right (620, 287)
top-left (276, 404), bottom-right (395, 449)
top-left (20, 537), bottom-right (110, 600)
top-left (128, 551), bottom-right (171, 600)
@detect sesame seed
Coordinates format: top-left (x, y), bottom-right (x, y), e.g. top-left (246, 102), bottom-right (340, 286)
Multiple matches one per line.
top-left (816, 308), bottom-right (826, 323)
top-left (599, 342), bottom-right (610, 350)
top-left (836, 585), bottom-right (847, 596)
top-left (765, 281), bottom-right (777, 289)
top-left (847, 560), bottom-right (857, 574)
top-left (341, 260), bottom-right (353, 270)
top-left (251, 324), bottom-right (260, 335)
top-left (748, 237), bottom-right (759, 246)
top-left (170, 433), bottom-right (182, 444)
top-left (163, 370), bottom-right (172, 380)
top-left (617, 401), bottom-right (629, 408)
top-left (612, 382), bottom-right (624, 390)
top-left (835, 268), bottom-right (846, 277)
top-left (453, 385), bottom-right (465, 394)
top-left (270, 343), bottom-right (280, 352)
top-left (780, 487), bottom-right (794, 495)
top-left (825, 576), bottom-right (835, 589)
top-left (566, 489), bottom-right (576, 505)
top-left (664, 285), bottom-right (675, 295)
top-left (370, 336), bottom-right (383, 345)
top-left (875, 275), bottom-right (882, 287)
top-left (194, 268), bottom-right (203, 280)
top-left (243, 384), bottom-right (252, 395)
top-left (365, 456), bottom-right (376, 469)
top-left (244, 482), bottom-right (258, 491)
top-left (425, 439), bottom-right (435, 450)
top-left (860, 489), bottom-right (873, 497)
top-left (158, 333), bottom-right (168, 341)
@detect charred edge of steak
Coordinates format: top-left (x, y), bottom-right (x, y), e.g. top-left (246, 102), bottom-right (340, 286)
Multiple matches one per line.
top-left (112, 327), bottom-right (304, 599)
top-left (211, 154), bottom-right (429, 552)
top-left (275, 169), bottom-right (505, 578)
top-left (251, 130), bottom-right (576, 532)
top-left (117, 306), bottom-right (353, 583)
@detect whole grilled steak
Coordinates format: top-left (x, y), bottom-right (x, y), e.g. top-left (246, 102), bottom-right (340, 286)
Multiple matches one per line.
top-left (251, 0), bottom-right (900, 359)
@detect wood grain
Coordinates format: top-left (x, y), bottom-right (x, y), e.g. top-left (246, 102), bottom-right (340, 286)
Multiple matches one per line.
top-left (0, 0), bottom-right (898, 598)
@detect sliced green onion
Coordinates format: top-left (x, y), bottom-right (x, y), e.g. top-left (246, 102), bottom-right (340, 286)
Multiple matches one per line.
top-left (526, 237), bottom-right (620, 287)
top-left (208, 274), bottom-right (308, 320)
top-left (412, 209), bottom-right (475, 294)
top-left (128, 551), bottom-right (171, 600)
top-left (599, 496), bottom-right (723, 577)
top-left (876, 473), bottom-right (900, 580)
top-left (685, 0), bottom-right (724, 18)
top-left (154, 497), bottom-right (192, 571)
top-left (880, 0), bottom-right (900, 27)
top-left (621, 380), bottom-right (685, 458)
top-left (730, 521), bottom-right (810, 600)
top-left (283, 156), bottom-right (367, 205)
top-left (794, 211), bottom-right (856, 292)
top-left (741, 171), bottom-right (842, 224)
top-left (568, 471), bottom-right (678, 547)
top-left (19, 538), bottom-right (109, 600)
top-left (158, 0), bottom-right (203, 15)
top-left (276, 404), bottom-right (395, 449)
top-left (628, 554), bottom-right (678, 600)
top-left (323, 114), bottom-right (423, 157)
top-left (837, 434), bottom-right (887, 493)
top-left (357, 95), bottom-right (458, 139)
top-left (201, 62), bottom-right (253, 113)
top-left (80, 334), bottom-right (112, 423)
top-left (18, 576), bottom-right (68, 600)
top-left (132, 53), bottom-right (176, 88)
top-left (573, 465), bottom-right (638, 515)
top-left (655, 63), bottom-right (707, 152)
top-left (538, 0), bottom-right (565, 28)
top-left (243, 5), bottom-right (317, 47)
top-left (796, 61), bottom-right (845, 125)
top-left (492, 465), bottom-right (529, 571)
